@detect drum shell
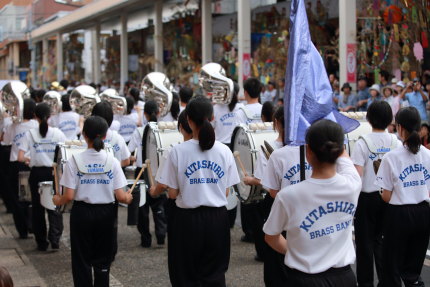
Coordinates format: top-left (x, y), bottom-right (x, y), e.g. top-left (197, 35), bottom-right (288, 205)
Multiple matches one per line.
top-left (125, 179), bottom-right (145, 226)
top-left (38, 181), bottom-right (56, 211)
top-left (18, 171), bottom-right (31, 202)
top-left (231, 124), bottom-right (277, 204)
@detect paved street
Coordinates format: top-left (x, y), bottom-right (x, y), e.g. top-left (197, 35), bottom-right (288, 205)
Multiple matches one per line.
top-left (1, 201), bottom-right (430, 287)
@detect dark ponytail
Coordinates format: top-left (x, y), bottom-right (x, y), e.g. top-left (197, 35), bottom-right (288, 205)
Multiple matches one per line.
top-left (23, 98), bottom-right (36, 120)
top-left (144, 100), bottom-right (159, 122)
top-left (83, 116), bottom-right (109, 152)
top-left (306, 119), bottom-right (344, 164)
top-left (186, 96), bottom-right (215, 151)
top-left (228, 82), bottom-right (239, 112)
top-left (178, 110), bottom-right (192, 134)
top-left (170, 92), bottom-right (180, 120)
top-left (125, 96), bottom-right (135, 115)
top-left (273, 106), bottom-right (284, 139)
top-left (395, 107), bottom-right (421, 154)
top-left (35, 103), bottom-right (51, 138)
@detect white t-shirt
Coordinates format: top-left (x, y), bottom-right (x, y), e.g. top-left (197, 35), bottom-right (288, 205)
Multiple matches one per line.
top-left (157, 139), bottom-right (240, 208)
top-left (128, 127), bottom-right (144, 167)
top-left (212, 103), bottom-right (245, 144)
top-left (7, 120), bottom-right (39, 161)
top-left (351, 132), bottom-right (401, 192)
top-left (375, 145), bottom-right (430, 205)
top-left (160, 112), bottom-right (175, 122)
top-left (261, 89), bottom-right (277, 104)
top-left (254, 140), bottom-right (284, 180)
top-left (19, 127), bottom-right (67, 167)
top-left (110, 120), bottom-right (120, 132)
top-left (104, 129), bottom-right (131, 162)
top-left (60, 149), bottom-right (127, 204)
top-left (263, 157), bottom-right (361, 274)
top-left (117, 113), bottom-right (139, 142)
top-left (48, 111), bottom-right (81, 140)
top-left (179, 106), bottom-right (186, 113)
top-left (262, 145), bottom-right (313, 190)
top-left (1, 117), bottom-right (13, 145)
top-left (238, 103), bottom-right (263, 124)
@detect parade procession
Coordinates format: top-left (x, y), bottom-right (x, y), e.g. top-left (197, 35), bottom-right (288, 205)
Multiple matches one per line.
top-left (0, 0), bottom-right (430, 286)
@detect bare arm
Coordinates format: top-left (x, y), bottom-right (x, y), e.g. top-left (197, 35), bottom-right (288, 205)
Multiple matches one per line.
top-left (381, 189), bottom-right (392, 203)
top-left (243, 176), bottom-right (261, 186)
top-left (114, 188), bottom-right (133, 204)
top-left (269, 189), bottom-right (279, 198)
top-left (149, 183), bottom-right (168, 197)
top-left (121, 158), bottom-right (130, 167)
top-left (354, 165), bottom-right (364, 177)
top-left (265, 234), bottom-right (287, 254)
top-left (168, 188), bottom-right (179, 199)
top-left (17, 150), bottom-right (30, 164)
top-left (53, 187), bottom-right (75, 206)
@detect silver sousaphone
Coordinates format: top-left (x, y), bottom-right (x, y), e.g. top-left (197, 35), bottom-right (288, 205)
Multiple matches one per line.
top-left (1, 81), bottom-right (30, 123)
top-left (43, 91), bottom-right (62, 116)
top-left (141, 72), bottom-right (173, 117)
top-left (199, 63), bottom-right (234, 105)
top-left (99, 88), bottom-right (127, 116)
top-left (69, 85), bottom-right (100, 118)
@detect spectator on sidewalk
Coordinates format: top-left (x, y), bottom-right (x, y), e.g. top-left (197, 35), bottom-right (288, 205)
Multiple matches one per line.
top-left (338, 83), bottom-right (357, 112)
top-left (400, 78), bottom-right (428, 123)
top-left (356, 76), bottom-right (370, 111)
top-left (367, 84), bottom-right (382, 109)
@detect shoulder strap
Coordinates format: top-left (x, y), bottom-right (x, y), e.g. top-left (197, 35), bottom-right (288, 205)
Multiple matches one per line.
top-left (239, 106), bottom-right (261, 121)
top-left (29, 129), bottom-right (59, 144)
top-left (73, 151), bottom-right (114, 174)
top-left (359, 134), bottom-right (399, 154)
top-left (137, 127), bottom-right (144, 138)
top-left (109, 131), bottom-right (119, 147)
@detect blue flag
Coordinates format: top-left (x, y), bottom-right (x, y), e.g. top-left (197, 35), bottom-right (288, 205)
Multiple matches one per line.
top-left (284, 0), bottom-right (359, 145)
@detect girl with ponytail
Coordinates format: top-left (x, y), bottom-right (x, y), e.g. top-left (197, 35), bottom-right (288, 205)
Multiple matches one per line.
top-left (156, 96), bottom-right (240, 286)
top-left (17, 102), bottom-right (67, 251)
top-left (53, 116), bottom-right (132, 286)
top-left (375, 107), bottom-right (430, 287)
top-left (117, 96), bottom-right (140, 143)
top-left (128, 100), bottom-right (167, 248)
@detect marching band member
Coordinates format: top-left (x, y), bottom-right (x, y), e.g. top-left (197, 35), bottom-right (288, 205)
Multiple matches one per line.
top-left (128, 100), bottom-right (167, 248)
top-left (18, 103), bottom-right (67, 251)
top-left (160, 92), bottom-right (180, 122)
top-left (351, 101), bottom-right (400, 287)
top-left (92, 101), bottom-right (131, 167)
top-left (129, 87), bottom-right (144, 127)
top-left (157, 96), bottom-right (240, 286)
top-left (4, 99), bottom-right (38, 238)
top-left (375, 107), bottom-right (430, 287)
top-left (117, 96), bottom-right (140, 143)
top-left (53, 116), bottom-right (132, 287)
top-left (150, 109), bottom-right (193, 284)
top-left (48, 94), bottom-right (81, 140)
top-left (0, 112), bottom-right (13, 214)
top-left (179, 86), bottom-right (193, 112)
top-left (264, 119), bottom-right (361, 286)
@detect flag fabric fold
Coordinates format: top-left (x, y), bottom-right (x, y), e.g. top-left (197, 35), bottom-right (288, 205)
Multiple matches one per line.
top-left (284, 0), bottom-right (359, 145)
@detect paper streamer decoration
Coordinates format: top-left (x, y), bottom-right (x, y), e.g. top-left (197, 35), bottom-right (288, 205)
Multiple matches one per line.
top-left (394, 69), bottom-right (402, 82)
top-left (413, 42), bottom-right (424, 61)
top-left (422, 32), bottom-right (429, 49)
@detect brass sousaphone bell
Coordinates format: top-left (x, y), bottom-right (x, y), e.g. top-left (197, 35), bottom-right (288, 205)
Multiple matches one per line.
top-left (43, 91), bottom-right (62, 116)
top-left (99, 88), bottom-right (127, 116)
top-left (1, 81), bottom-right (30, 123)
top-left (141, 72), bottom-right (173, 117)
top-left (69, 85), bottom-right (100, 118)
top-left (199, 63), bottom-right (234, 105)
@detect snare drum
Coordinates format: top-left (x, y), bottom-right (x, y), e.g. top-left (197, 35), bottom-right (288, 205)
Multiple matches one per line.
top-left (142, 121), bottom-right (183, 184)
top-left (38, 181), bottom-right (56, 211)
top-left (341, 112), bottom-right (372, 155)
top-left (124, 166), bottom-right (137, 180)
top-left (231, 123), bottom-right (278, 204)
top-left (125, 179), bottom-right (146, 225)
top-left (18, 171), bottom-right (31, 202)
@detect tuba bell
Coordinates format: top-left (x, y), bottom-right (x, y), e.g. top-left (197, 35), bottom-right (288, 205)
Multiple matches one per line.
top-left (99, 88), bottom-right (127, 116)
top-left (199, 63), bottom-right (234, 105)
top-left (141, 72), bottom-right (172, 117)
top-left (69, 85), bottom-right (100, 118)
top-left (1, 81), bottom-right (30, 123)
top-left (43, 91), bottom-right (62, 116)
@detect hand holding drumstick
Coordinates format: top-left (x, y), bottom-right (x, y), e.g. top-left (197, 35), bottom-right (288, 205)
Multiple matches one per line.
top-left (233, 151), bottom-right (248, 177)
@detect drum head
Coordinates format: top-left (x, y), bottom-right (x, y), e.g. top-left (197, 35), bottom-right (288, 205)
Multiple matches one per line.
top-left (345, 120), bottom-right (372, 155)
top-left (38, 181), bottom-right (56, 211)
top-left (231, 125), bottom-right (254, 203)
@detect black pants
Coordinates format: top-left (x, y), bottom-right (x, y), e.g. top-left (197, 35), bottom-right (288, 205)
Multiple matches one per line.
top-left (169, 206), bottom-right (230, 287)
top-left (137, 192), bottom-right (167, 245)
top-left (354, 191), bottom-right (385, 287)
top-left (0, 145), bottom-right (13, 212)
top-left (29, 167), bottom-right (63, 249)
top-left (241, 201), bottom-right (256, 241)
top-left (9, 161), bottom-right (32, 238)
top-left (381, 202), bottom-right (430, 287)
top-left (166, 199), bottom-right (177, 284)
top-left (286, 265), bottom-right (356, 287)
top-left (70, 201), bottom-right (116, 287)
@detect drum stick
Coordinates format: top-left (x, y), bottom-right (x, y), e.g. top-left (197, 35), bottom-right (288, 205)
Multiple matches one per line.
top-left (264, 140), bottom-right (274, 156)
top-left (145, 159), bottom-right (155, 186)
top-left (52, 163), bottom-right (59, 195)
top-left (130, 164), bottom-right (146, 191)
top-left (233, 151), bottom-right (248, 177)
top-left (261, 145), bottom-right (270, 160)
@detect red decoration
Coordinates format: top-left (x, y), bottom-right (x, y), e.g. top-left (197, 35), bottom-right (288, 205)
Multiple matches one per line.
top-left (383, 5), bottom-right (402, 24)
top-left (422, 31), bottom-right (429, 48)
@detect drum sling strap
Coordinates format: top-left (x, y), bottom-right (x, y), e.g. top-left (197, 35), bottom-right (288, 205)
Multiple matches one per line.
top-left (239, 107), bottom-right (261, 121)
top-left (359, 134), bottom-right (399, 174)
top-left (73, 151), bottom-right (114, 175)
top-left (137, 127), bottom-right (144, 138)
top-left (29, 129), bottom-right (62, 145)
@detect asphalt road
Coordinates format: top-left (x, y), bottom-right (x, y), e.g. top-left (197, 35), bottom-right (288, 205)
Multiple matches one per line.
top-left (1, 203), bottom-right (430, 287)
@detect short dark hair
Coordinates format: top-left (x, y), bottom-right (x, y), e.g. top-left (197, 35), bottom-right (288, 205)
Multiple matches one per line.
top-left (366, 101), bottom-right (393, 130)
top-left (261, 101), bottom-right (274, 122)
top-left (92, 101), bottom-right (114, 127)
top-left (244, 78), bottom-right (262, 99)
top-left (179, 87), bottom-right (193, 104)
top-left (144, 100), bottom-right (159, 122)
top-left (60, 79), bottom-right (69, 89)
top-left (178, 110), bottom-right (192, 134)
top-left (61, 94), bottom-right (72, 111)
top-left (306, 119), bottom-right (344, 164)
top-left (379, 70), bottom-right (390, 81)
top-left (23, 98), bottom-right (36, 120)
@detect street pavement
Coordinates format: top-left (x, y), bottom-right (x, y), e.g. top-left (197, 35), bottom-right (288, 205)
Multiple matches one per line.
top-left (0, 201), bottom-right (429, 287)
